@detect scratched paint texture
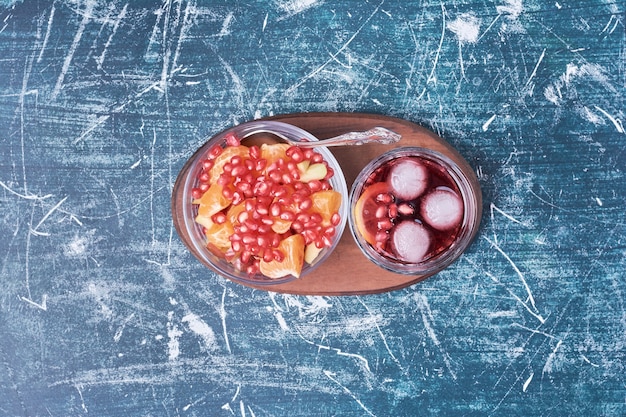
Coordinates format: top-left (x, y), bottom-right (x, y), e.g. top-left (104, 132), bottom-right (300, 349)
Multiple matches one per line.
top-left (0, 0), bottom-right (624, 416)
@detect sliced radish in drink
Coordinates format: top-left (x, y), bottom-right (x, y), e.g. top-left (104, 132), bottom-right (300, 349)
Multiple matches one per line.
top-left (421, 188), bottom-right (463, 230)
top-left (391, 221), bottom-right (431, 263)
top-left (387, 159), bottom-right (428, 200)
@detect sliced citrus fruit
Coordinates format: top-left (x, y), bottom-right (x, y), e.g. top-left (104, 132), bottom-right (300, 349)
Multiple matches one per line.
top-left (310, 190), bottom-right (342, 226)
top-left (195, 182), bottom-right (231, 218)
top-left (260, 143), bottom-right (290, 166)
top-left (353, 182), bottom-right (389, 246)
top-left (226, 202), bottom-right (246, 225)
top-left (204, 220), bottom-right (235, 253)
top-left (259, 234), bottom-right (305, 279)
top-left (209, 145), bottom-right (250, 182)
top-left (271, 217), bottom-right (292, 234)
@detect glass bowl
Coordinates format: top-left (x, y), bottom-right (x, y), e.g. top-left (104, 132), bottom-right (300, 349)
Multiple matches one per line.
top-left (348, 147), bottom-right (480, 276)
top-left (172, 120), bottom-right (349, 286)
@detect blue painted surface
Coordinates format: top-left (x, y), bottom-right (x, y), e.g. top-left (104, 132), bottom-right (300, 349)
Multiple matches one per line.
top-left (0, 0), bottom-right (624, 416)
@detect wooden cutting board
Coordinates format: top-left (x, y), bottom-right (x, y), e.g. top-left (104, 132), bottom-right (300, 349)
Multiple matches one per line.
top-left (175, 112), bottom-right (482, 295)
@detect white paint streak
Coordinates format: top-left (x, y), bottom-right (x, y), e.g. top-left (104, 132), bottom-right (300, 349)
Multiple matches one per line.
top-left (497, 0), bottom-right (524, 20)
top-left (482, 114), bottom-right (497, 131)
top-left (323, 371), bottom-right (377, 417)
top-left (37, 5), bottom-right (55, 63)
top-left (542, 339), bottom-right (563, 375)
top-left (447, 13), bottom-right (481, 44)
top-left (167, 311), bottom-right (182, 361)
top-left (415, 293), bottom-right (457, 380)
top-left (220, 288), bottom-right (231, 354)
top-left (484, 236), bottom-right (542, 318)
top-left (524, 48), bottom-right (546, 92)
top-left (593, 105), bottom-right (625, 133)
top-left (182, 313), bottom-right (217, 350)
top-left (97, 4), bottom-right (128, 69)
top-left (285, 0), bottom-right (383, 94)
top-left (30, 196), bottom-right (68, 236)
top-left (522, 372), bottom-right (533, 392)
top-left (51, 1), bottom-right (94, 101)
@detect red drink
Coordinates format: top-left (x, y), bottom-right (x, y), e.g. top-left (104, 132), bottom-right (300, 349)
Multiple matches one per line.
top-left (350, 148), bottom-right (479, 275)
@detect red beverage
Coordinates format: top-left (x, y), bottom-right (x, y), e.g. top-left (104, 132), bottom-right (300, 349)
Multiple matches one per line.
top-left (350, 148), bottom-right (479, 275)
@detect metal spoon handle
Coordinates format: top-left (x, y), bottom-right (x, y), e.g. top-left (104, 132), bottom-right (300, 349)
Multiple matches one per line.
top-left (306, 127), bottom-right (401, 148)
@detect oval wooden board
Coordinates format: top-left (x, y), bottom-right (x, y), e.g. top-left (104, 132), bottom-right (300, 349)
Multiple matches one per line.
top-left (174, 112), bottom-right (482, 295)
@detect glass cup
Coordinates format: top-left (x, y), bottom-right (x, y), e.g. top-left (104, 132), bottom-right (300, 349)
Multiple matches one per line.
top-left (172, 121), bottom-right (349, 285)
top-left (349, 147), bottom-right (481, 276)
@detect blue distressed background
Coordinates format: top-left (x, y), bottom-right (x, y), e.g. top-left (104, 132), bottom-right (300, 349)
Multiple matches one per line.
top-left (0, 0), bottom-right (624, 416)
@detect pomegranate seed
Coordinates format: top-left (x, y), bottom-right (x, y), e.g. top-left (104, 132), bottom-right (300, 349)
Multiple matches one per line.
top-left (397, 203), bottom-right (414, 215)
top-left (315, 239), bottom-right (325, 249)
top-left (331, 213), bottom-right (341, 226)
top-left (255, 159), bottom-right (267, 172)
top-left (375, 231), bottom-right (388, 242)
top-left (212, 212), bottom-right (227, 224)
top-left (258, 224), bottom-right (271, 234)
top-left (249, 145), bottom-right (260, 159)
top-left (254, 181), bottom-right (270, 196)
top-left (255, 203), bottom-right (269, 215)
top-left (280, 211), bottom-right (295, 221)
top-left (232, 192), bottom-right (243, 205)
top-left (231, 232), bottom-right (242, 241)
top-left (199, 183), bottom-right (209, 192)
top-left (304, 149), bottom-right (315, 160)
top-left (208, 146), bottom-right (222, 159)
top-left (245, 159), bottom-right (255, 171)
top-left (375, 205), bottom-right (387, 218)
top-left (309, 213), bottom-right (323, 224)
top-left (231, 155), bottom-right (243, 166)
top-left (321, 235), bottom-right (332, 247)
top-left (202, 160), bottom-right (214, 171)
top-left (198, 172), bottom-right (210, 183)
top-left (231, 165), bottom-right (247, 177)
top-left (296, 213), bottom-right (310, 223)
top-left (324, 167), bottom-right (335, 180)
top-left (263, 250), bottom-right (274, 263)
top-left (224, 133), bottom-right (240, 147)
top-left (377, 219), bottom-right (393, 230)
top-left (269, 171), bottom-right (281, 183)
top-left (222, 187), bottom-right (234, 200)
top-left (287, 146), bottom-right (304, 162)
top-left (231, 241), bottom-right (242, 252)
top-left (270, 203), bottom-right (281, 217)
top-left (273, 250), bottom-right (284, 262)
top-left (320, 181), bottom-right (331, 190)
top-left (308, 180), bottom-right (323, 192)
top-left (376, 193), bottom-right (392, 204)
top-left (311, 153), bottom-right (323, 163)
top-left (237, 211), bottom-right (249, 224)
top-left (324, 226), bottom-right (336, 237)
top-left (299, 198), bottom-right (312, 211)
top-left (302, 229), bottom-right (316, 244)
top-left (242, 235), bottom-right (256, 245)
top-left (191, 188), bottom-right (203, 199)
top-left (241, 250), bottom-right (252, 263)
top-left (389, 203), bottom-right (398, 218)
top-left (270, 234), bottom-right (281, 247)
top-left (260, 215), bottom-right (274, 225)
top-left (291, 221), bottom-right (303, 232)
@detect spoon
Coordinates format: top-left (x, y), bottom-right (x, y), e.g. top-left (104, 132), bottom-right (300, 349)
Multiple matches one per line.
top-left (243, 126), bottom-right (401, 148)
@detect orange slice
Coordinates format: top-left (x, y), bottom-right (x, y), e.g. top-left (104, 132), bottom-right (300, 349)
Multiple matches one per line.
top-left (226, 202), bottom-right (246, 225)
top-left (209, 145), bottom-right (250, 182)
top-left (195, 183), bottom-right (231, 218)
top-left (353, 182), bottom-right (389, 246)
top-left (204, 220), bottom-right (235, 253)
top-left (310, 190), bottom-right (342, 226)
top-left (259, 234), bottom-right (305, 279)
top-left (260, 143), bottom-right (290, 166)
